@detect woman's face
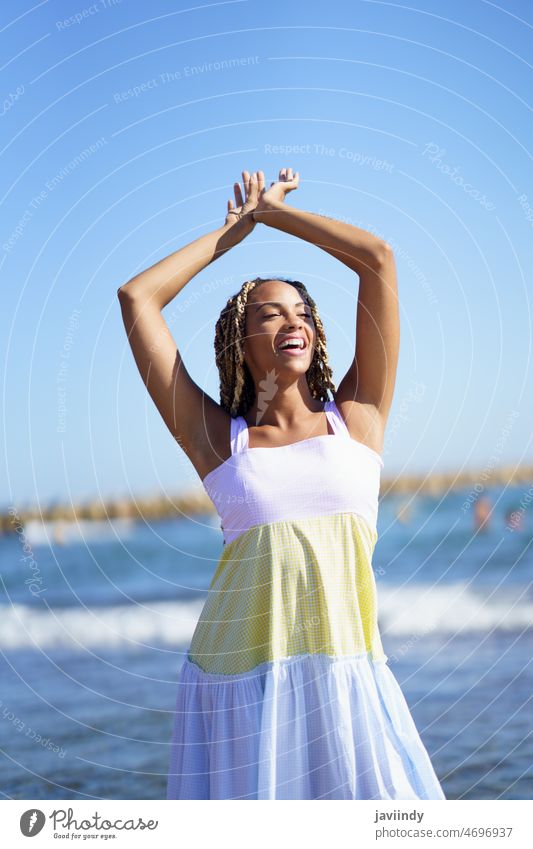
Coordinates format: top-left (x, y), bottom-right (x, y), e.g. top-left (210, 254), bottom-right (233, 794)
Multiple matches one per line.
top-left (242, 281), bottom-right (317, 380)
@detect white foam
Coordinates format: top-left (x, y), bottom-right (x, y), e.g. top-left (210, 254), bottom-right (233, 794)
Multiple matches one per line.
top-left (0, 583), bottom-right (531, 651)
top-left (0, 598), bottom-right (205, 650)
top-left (377, 582), bottom-right (533, 636)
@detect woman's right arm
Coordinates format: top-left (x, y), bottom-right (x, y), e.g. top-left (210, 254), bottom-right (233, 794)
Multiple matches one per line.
top-left (117, 171), bottom-right (262, 477)
top-left (118, 214), bottom-right (250, 310)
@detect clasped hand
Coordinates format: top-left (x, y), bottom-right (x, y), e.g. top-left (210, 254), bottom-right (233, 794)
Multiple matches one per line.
top-left (224, 167), bottom-right (300, 232)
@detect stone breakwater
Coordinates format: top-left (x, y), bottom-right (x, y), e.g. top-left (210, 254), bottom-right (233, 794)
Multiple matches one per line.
top-left (2, 463), bottom-right (531, 536)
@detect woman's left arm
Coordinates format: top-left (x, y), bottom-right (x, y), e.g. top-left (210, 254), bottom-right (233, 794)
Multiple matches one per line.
top-left (257, 186), bottom-right (399, 427)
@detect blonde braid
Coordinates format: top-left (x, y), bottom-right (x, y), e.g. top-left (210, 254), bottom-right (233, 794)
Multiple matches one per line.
top-left (214, 277), bottom-right (336, 417)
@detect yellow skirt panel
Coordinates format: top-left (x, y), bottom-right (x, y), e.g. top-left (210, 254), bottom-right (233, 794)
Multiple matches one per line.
top-left (188, 511), bottom-right (387, 675)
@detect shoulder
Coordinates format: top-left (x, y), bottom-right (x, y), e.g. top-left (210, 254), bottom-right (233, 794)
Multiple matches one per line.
top-left (331, 393), bottom-right (385, 455)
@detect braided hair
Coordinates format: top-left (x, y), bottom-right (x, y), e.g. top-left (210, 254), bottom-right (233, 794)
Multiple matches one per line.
top-left (214, 277), bottom-right (336, 417)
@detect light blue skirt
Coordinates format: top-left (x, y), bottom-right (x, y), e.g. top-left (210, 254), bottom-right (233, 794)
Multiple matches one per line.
top-left (166, 651), bottom-right (446, 800)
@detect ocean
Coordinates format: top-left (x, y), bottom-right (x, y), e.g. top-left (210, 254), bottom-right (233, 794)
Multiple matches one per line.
top-left (1, 483), bottom-right (532, 800)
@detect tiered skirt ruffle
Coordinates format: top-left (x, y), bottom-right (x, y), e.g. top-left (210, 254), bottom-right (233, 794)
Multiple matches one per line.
top-left (166, 651), bottom-right (445, 800)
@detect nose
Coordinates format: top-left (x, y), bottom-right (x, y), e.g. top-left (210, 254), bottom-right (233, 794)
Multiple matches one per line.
top-left (285, 311), bottom-right (303, 329)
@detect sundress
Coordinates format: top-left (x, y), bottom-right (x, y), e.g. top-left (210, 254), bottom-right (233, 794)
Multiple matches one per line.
top-left (166, 399), bottom-right (446, 800)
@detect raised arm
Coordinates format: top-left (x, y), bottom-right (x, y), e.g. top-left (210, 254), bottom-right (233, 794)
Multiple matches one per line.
top-left (117, 171), bottom-right (263, 478)
top-left (253, 168), bottom-right (399, 447)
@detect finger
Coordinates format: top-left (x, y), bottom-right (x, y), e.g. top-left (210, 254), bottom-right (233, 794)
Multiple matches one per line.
top-left (257, 170), bottom-right (265, 192)
top-left (228, 198), bottom-right (234, 211)
top-left (287, 167), bottom-right (293, 181)
top-left (279, 167), bottom-right (287, 181)
top-left (234, 181), bottom-right (244, 207)
top-left (242, 170), bottom-right (251, 196)
top-left (249, 171), bottom-right (258, 196)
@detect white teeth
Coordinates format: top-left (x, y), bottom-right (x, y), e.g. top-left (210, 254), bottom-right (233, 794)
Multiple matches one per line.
top-left (279, 339), bottom-right (304, 350)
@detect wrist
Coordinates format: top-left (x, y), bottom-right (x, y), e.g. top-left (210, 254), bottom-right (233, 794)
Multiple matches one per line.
top-left (221, 215), bottom-right (255, 239)
top-left (253, 198), bottom-right (284, 224)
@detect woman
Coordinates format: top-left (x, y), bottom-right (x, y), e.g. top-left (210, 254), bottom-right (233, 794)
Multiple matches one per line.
top-left (118, 168), bottom-right (446, 800)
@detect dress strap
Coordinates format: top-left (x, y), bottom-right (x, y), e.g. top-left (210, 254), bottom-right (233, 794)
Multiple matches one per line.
top-left (325, 399), bottom-right (351, 439)
top-left (230, 416), bottom-right (249, 454)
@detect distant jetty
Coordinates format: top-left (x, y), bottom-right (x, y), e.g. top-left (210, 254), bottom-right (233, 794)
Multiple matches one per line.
top-left (2, 463), bottom-right (532, 536)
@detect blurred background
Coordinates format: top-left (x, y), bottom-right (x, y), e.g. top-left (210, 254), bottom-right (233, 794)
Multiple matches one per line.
top-left (1, 0), bottom-right (532, 800)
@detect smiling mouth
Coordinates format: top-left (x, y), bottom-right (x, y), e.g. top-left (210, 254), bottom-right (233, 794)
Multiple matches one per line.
top-left (276, 345), bottom-right (308, 356)
top-left (276, 338), bottom-right (309, 353)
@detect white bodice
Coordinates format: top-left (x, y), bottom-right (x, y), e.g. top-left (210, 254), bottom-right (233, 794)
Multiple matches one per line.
top-left (202, 399), bottom-right (383, 545)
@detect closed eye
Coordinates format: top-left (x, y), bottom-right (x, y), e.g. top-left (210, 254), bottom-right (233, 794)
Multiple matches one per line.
top-left (263, 312), bottom-right (312, 320)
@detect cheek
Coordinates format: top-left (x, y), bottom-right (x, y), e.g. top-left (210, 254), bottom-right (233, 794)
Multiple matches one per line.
top-left (243, 330), bottom-right (272, 357)
top-left (254, 326), bottom-right (275, 345)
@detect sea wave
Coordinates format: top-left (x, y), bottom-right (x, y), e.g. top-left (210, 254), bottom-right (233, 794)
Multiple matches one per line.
top-left (0, 582), bottom-right (531, 650)
top-left (0, 599), bottom-right (205, 650)
top-left (378, 582), bottom-right (533, 636)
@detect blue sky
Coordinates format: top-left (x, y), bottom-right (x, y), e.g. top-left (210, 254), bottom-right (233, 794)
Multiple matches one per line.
top-left (1, 0), bottom-right (532, 506)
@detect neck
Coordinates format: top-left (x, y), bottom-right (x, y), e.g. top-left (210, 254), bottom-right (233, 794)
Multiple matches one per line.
top-left (245, 385), bottom-right (324, 428)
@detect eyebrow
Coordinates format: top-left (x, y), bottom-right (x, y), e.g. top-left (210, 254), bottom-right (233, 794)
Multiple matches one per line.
top-left (252, 300), bottom-right (309, 312)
